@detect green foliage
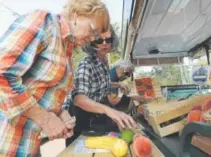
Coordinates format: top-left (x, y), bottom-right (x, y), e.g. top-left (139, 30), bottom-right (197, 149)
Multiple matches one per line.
top-left (108, 22), bottom-right (122, 65)
top-left (151, 65), bottom-right (182, 85)
top-left (135, 65), bottom-right (192, 86)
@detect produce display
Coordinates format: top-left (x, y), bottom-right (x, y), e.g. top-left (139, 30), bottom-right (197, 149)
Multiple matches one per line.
top-left (133, 135), bottom-right (152, 157)
top-left (85, 129), bottom-right (153, 157)
top-left (120, 129), bottom-right (134, 144)
top-left (187, 110), bottom-right (202, 122)
top-left (187, 98), bottom-right (211, 123)
top-left (85, 136), bottom-right (128, 157)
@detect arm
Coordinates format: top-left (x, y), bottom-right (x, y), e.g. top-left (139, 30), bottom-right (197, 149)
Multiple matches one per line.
top-left (0, 11), bottom-right (48, 120)
top-left (74, 94), bottom-right (137, 130)
top-left (110, 82), bottom-right (121, 88)
top-left (110, 82), bottom-right (130, 95)
top-left (74, 95), bottom-right (109, 114)
top-left (72, 61), bottom-right (137, 129)
top-left (129, 95), bottom-right (153, 102)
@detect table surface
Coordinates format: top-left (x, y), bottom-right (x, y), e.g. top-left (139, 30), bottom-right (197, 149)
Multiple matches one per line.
top-left (57, 134), bottom-right (164, 157)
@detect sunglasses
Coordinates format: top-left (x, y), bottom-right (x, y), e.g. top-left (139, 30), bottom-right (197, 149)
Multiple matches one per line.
top-left (91, 37), bottom-right (113, 46)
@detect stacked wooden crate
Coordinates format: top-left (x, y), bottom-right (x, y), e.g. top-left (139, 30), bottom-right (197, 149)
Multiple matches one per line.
top-left (143, 94), bottom-right (211, 137)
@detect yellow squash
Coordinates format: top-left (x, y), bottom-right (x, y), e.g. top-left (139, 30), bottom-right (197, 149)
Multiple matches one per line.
top-left (85, 136), bottom-right (128, 157)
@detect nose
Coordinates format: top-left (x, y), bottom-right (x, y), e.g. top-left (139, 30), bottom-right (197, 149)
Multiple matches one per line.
top-left (102, 40), bottom-right (106, 44)
top-left (90, 36), bottom-right (95, 42)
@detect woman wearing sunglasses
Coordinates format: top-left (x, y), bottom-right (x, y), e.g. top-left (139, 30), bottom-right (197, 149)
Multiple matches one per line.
top-left (0, 0), bottom-right (110, 156)
top-left (108, 60), bottom-right (153, 117)
top-left (66, 26), bottom-right (137, 146)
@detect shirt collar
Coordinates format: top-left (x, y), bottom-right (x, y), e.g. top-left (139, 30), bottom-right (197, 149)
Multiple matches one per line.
top-left (90, 53), bottom-right (108, 67)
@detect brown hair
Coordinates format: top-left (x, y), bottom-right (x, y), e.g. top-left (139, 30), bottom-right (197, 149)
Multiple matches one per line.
top-left (63, 0), bottom-right (110, 33)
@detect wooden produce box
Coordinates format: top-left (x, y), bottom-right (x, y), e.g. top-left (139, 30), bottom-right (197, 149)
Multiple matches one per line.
top-left (143, 94), bottom-right (211, 137)
top-left (57, 135), bottom-right (164, 157)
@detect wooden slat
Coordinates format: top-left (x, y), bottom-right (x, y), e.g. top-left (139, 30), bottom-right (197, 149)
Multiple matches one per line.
top-left (152, 102), bottom-right (192, 124)
top-left (143, 93), bottom-right (211, 137)
top-left (157, 120), bottom-right (186, 137)
top-left (146, 94), bottom-right (211, 124)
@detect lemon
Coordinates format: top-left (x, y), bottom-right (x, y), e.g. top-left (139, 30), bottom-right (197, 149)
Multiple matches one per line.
top-left (112, 139), bottom-right (128, 157)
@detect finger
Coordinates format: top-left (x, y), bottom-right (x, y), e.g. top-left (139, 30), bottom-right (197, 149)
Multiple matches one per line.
top-left (65, 122), bottom-right (75, 129)
top-left (63, 130), bottom-right (74, 138)
top-left (63, 116), bottom-right (76, 125)
top-left (122, 115), bottom-right (133, 129)
top-left (67, 116), bottom-right (76, 123)
top-left (126, 115), bottom-right (137, 128)
top-left (116, 122), bottom-right (124, 131)
top-left (121, 113), bottom-right (134, 129)
top-left (62, 127), bottom-right (69, 135)
top-left (114, 117), bottom-right (125, 129)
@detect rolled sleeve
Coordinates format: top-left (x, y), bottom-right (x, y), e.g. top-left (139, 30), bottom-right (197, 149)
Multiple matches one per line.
top-left (72, 60), bottom-right (92, 99)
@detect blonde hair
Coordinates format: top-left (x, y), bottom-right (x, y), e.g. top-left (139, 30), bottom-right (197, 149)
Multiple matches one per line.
top-left (63, 0), bottom-right (110, 32)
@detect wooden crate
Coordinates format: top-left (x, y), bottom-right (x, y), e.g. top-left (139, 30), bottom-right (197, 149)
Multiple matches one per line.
top-left (57, 134), bottom-right (164, 157)
top-left (143, 94), bottom-right (211, 137)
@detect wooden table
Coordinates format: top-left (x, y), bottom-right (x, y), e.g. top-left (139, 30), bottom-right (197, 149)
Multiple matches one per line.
top-left (57, 135), bottom-right (164, 157)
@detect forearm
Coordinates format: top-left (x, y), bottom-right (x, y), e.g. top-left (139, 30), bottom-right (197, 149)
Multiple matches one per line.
top-left (23, 105), bottom-right (50, 126)
top-left (73, 95), bottom-right (109, 114)
top-left (130, 95), bottom-right (151, 102)
top-left (110, 82), bottom-right (121, 88)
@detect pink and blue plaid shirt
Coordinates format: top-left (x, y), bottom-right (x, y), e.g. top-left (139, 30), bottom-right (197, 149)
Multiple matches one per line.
top-left (0, 10), bottom-right (74, 156)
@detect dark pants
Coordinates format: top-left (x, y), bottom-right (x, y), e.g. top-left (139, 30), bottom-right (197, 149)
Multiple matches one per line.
top-left (65, 99), bottom-right (119, 147)
top-left (114, 94), bottom-right (132, 112)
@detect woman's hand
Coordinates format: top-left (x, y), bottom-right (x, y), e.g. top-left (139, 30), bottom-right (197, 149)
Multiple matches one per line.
top-left (39, 112), bottom-right (69, 140)
top-left (23, 106), bottom-right (70, 140)
top-left (119, 84), bottom-right (130, 95)
top-left (59, 110), bottom-right (76, 138)
top-left (104, 106), bottom-right (137, 130)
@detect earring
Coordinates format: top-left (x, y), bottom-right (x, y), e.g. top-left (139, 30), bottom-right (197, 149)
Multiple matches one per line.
top-left (74, 20), bottom-right (76, 26)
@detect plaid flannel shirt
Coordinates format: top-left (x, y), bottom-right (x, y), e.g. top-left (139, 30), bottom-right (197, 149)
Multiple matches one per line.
top-left (0, 10), bottom-right (74, 156)
top-left (71, 54), bottom-right (110, 103)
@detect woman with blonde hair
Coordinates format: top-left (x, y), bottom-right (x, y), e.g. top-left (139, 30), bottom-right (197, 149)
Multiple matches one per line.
top-left (0, 0), bottom-right (110, 156)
